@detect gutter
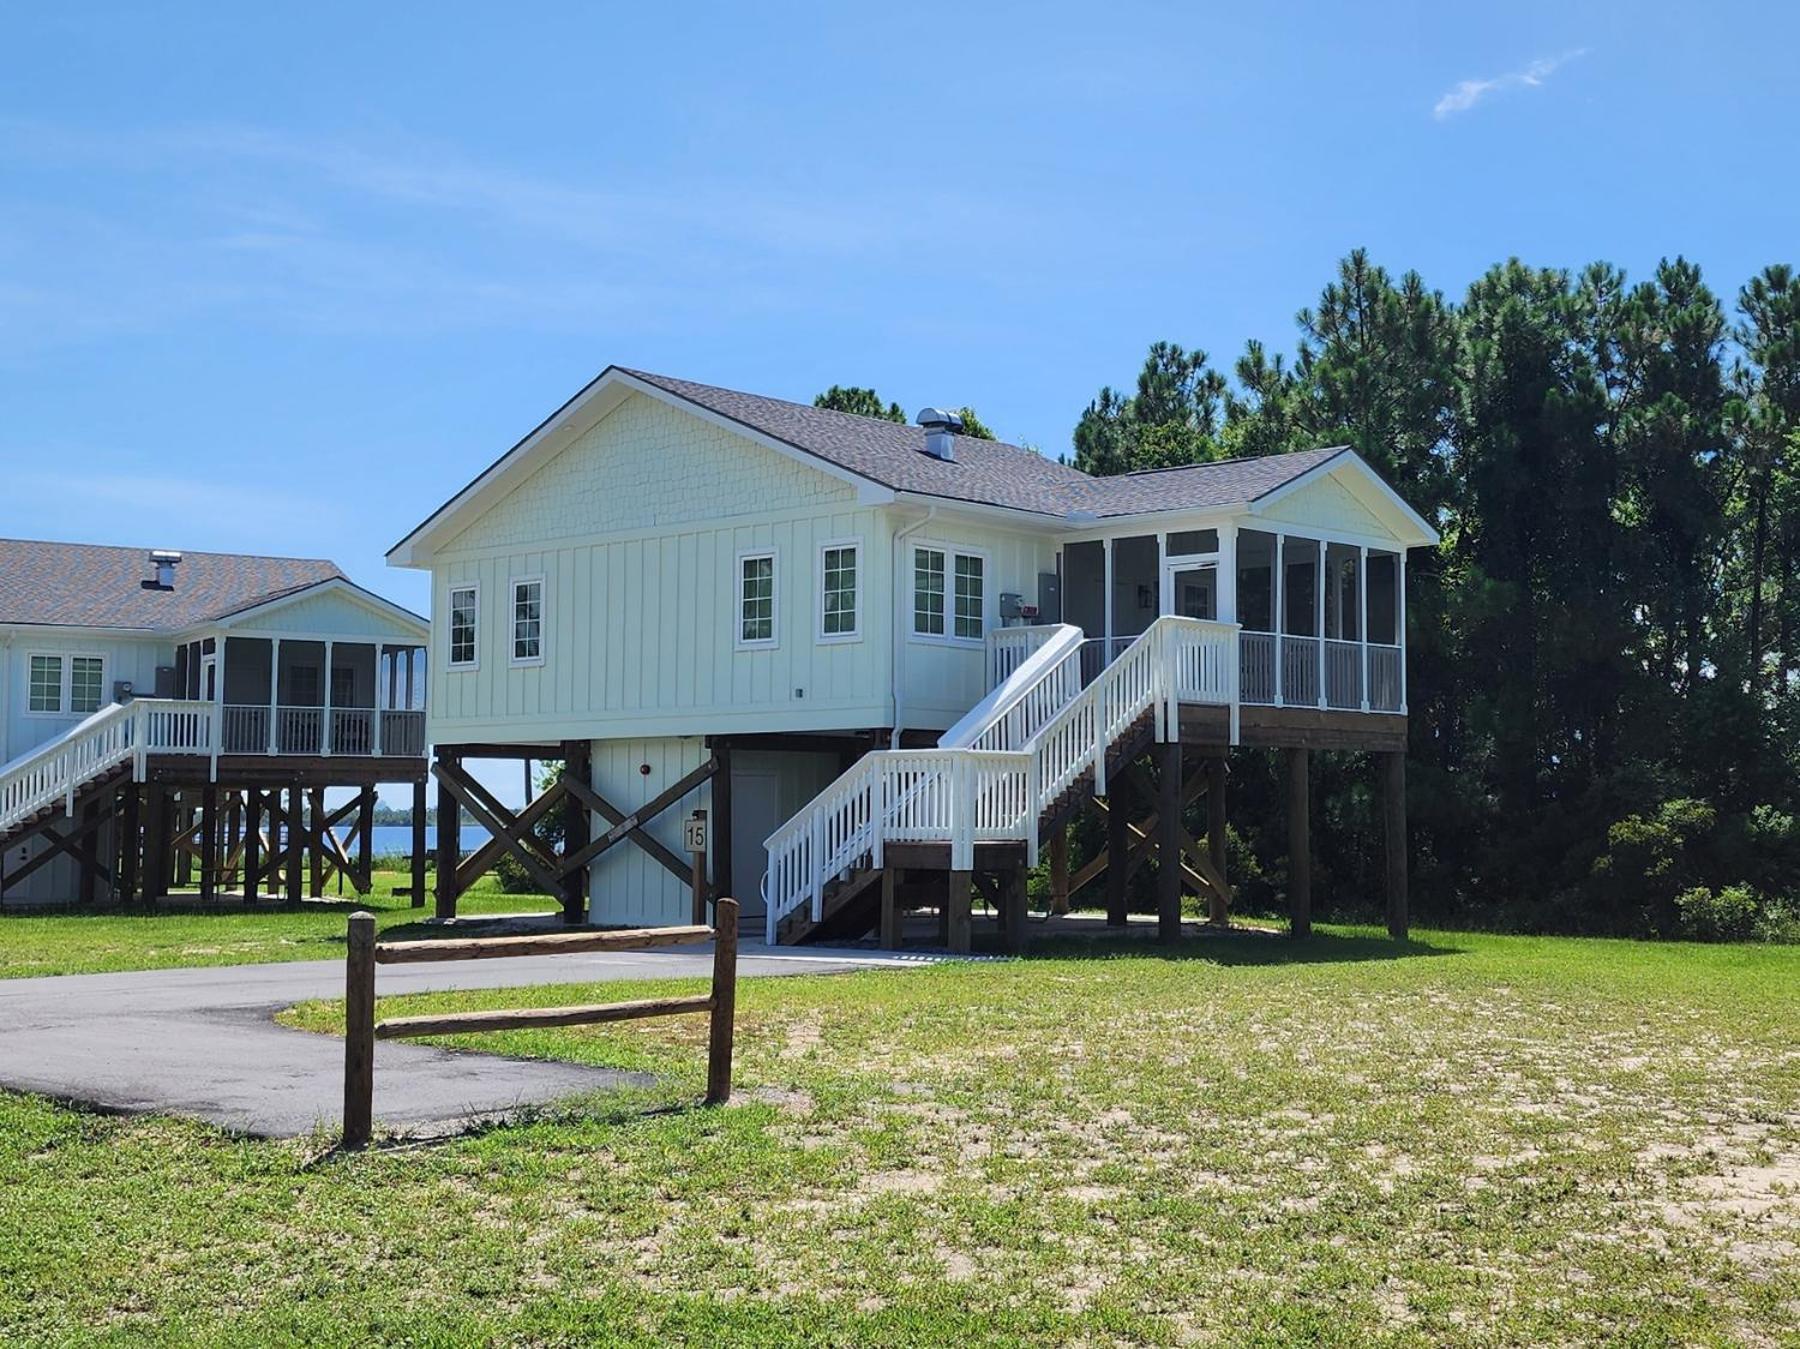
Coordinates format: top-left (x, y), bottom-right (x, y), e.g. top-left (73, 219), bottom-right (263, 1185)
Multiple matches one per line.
top-left (889, 505), bottom-right (937, 748)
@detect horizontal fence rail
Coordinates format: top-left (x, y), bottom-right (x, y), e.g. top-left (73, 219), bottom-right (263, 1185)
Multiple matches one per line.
top-left (342, 901), bottom-right (740, 1149)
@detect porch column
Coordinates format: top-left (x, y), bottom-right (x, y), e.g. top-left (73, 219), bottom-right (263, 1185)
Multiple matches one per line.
top-left (1273, 531), bottom-right (1285, 706)
top-left (1102, 538), bottom-right (1114, 656)
top-left (267, 638), bottom-right (281, 754)
top-left (1398, 555), bottom-right (1409, 715)
top-left (1359, 544), bottom-right (1371, 712)
top-left (1315, 539), bottom-right (1326, 709)
top-left (372, 647), bottom-right (385, 757)
top-left (322, 640), bottom-right (335, 755)
top-left (1217, 524), bottom-right (1238, 625)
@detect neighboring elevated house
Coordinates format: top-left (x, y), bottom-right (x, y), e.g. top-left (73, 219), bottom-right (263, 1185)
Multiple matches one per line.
top-left (0, 541), bottom-right (430, 905)
top-left (389, 366), bottom-right (1437, 946)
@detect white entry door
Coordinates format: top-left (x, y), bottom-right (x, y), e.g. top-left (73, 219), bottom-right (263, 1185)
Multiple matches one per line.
top-left (1163, 562), bottom-right (1218, 620)
top-left (730, 766), bottom-right (781, 922)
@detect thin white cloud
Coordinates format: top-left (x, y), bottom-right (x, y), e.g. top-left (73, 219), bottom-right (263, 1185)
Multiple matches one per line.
top-left (1433, 49), bottom-right (1587, 120)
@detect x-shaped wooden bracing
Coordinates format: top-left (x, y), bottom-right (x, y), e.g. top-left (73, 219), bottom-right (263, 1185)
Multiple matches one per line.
top-left (433, 755), bottom-right (718, 897)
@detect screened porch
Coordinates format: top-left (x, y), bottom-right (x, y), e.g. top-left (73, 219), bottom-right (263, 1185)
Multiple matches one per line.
top-left (1059, 525), bottom-right (1406, 715)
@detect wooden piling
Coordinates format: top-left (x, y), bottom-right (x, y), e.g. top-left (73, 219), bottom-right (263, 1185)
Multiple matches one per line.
top-left (343, 911), bottom-right (376, 1149)
top-left (1287, 748), bottom-right (1311, 939)
top-left (706, 897), bottom-right (739, 1105)
top-left (1383, 751), bottom-right (1408, 940)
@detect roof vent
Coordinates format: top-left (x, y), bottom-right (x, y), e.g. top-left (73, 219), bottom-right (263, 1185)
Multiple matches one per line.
top-left (916, 407), bottom-right (963, 462)
top-left (144, 549), bottom-right (182, 591)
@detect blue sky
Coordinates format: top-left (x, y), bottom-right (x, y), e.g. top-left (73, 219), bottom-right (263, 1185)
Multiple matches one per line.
top-left (3, 0), bottom-right (1796, 624)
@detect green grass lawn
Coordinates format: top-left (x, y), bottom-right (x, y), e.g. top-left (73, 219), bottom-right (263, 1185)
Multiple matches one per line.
top-left (0, 871), bottom-right (553, 978)
top-left (1, 924), bottom-right (1796, 1345)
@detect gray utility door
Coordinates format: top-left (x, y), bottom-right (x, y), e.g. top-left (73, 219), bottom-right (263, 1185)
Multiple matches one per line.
top-left (729, 765), bottom-right (781, 922)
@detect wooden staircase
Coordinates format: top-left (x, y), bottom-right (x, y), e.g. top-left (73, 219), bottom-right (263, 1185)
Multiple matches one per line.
top-left (0, 761), bottom-right (131, 854)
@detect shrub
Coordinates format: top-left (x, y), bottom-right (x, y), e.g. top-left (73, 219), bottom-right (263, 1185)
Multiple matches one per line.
top-left (1674, 884), bottom-right (1761, 942)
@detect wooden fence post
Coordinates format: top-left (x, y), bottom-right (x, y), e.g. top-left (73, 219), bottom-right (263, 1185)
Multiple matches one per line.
top-left (706, 897), bottom-right (739, 1105)
top-left (344, 911), bottom-right (376, 1148)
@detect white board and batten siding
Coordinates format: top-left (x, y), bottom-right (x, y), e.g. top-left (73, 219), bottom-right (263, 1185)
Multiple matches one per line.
top-left (426, 392), bottom-right (896, 743)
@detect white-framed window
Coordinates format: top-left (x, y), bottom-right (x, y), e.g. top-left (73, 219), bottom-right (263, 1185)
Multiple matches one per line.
top-left (70, 655), bottom-right (105, 714)
top-left (954, 553), bottom-right (985, 641)
top-left (737, 550), bottom-right (777, 648)
top-left (913, 547), bottom-right (946, 636)
top-left (447, 584), bottom-right (479, 670)
top-left (510, 576), bottom-right (544, 665)
top-left (817, 540), bottom-right (861, 642)
top-left (27, 653), bottom-right (64, 714)
top-left (24, 652), bottom-right (106, 716)
top-left (912, 546), bottom-right (987, 644)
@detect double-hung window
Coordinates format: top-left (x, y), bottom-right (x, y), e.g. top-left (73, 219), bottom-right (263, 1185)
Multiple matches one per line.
top-left (738, 551), bottom-right (777, 647)
top-left (28, 654), bottom-right (63, 713)
top-left (448, 585), bottom-right (479, 669)
top-left (69, 656), bottom-right (104, 713)
top-left (819, 542), bottom-right (860, 641)
top-left (511, 577), bottom-right (544, 665)
top-left (912, 546), bottom-right (985, 642)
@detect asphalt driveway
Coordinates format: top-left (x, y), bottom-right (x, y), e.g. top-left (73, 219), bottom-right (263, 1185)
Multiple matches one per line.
top-left (0, 943), bottom-right (919, 1138)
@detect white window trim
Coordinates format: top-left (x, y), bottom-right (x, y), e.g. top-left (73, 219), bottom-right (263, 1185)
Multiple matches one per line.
top-left (509, 574), bottom-right (546, 667)
top-left (735, 548), bottom-right (779, 650)
top-left (446, 582), bottom-right (480, 672)
top-left (816, 538), bottom-right (863, 644)
top-left (909, 543), bottom-right (989, 648)
top-left (24, 650), bottom-right (106, 718)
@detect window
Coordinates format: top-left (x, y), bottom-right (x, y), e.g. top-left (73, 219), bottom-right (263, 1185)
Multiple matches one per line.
top-left (912, 546), bottom-right (986, 643)
top-left (954, 554), bottom-right (985, 640)
top-left (913, 548), bottom-right (946, 636)
top-left (28, 654), bottom-right (62, 713)
top-left (511, 577), bottom-right (544, 664)
top-left (1166, 528), bottom-right (1219, 557)
top-left (738, 552), bottom-right (776, 647)
top-left (819, 542), bottom-right (860, 641)
top-left (70, 657), bottom-right (105, 714)
top-left (448, 585), bottom-right (478, 669)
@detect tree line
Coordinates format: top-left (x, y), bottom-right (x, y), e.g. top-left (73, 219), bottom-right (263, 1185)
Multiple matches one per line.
top-left (827, 250), bottom-right (1800, 940)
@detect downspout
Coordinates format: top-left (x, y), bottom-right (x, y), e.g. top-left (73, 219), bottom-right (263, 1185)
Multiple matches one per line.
top-left (889, 506), bottom-right (938, 748)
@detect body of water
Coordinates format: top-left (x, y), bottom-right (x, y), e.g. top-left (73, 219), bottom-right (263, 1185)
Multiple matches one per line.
top-left (368, 824), bottom-right (492, 858)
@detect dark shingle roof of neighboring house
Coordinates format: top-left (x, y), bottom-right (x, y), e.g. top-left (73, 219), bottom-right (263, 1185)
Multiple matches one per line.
top-left (620, 368), bottom-right (1345, 519)
top-left (0, 540), bottom-right (343, 631)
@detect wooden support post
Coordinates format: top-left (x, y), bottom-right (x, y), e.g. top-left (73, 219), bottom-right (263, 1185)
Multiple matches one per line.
top-left (226, 794), bottom-right (243, 889)
top-left (243, 788), bottom-right (260, 906)
top-left (946, 869), bottom-right (973, 953)
top-left (308, 788), bottom-right (326, 898)
top-left (1049, 823), bottom-right (1070, 916)
top-left (705, 897), bottom-right (739, 1105)
top-left (1382, 751), bottom-right (1408, 940)
top-left (1287, 748), bottom-right (1311, 938)
top-left (711, 739), bottom-right (732, 907)
top-left (343, 911), bottom-right (375, 1149)
top-left (1206, 754), bottom-right (1229, 926)
top-left (409, 779), bottom-right (428, 908)
top-left (199, 785), bottom-right (218, 902)
top-left (143, 786), bottom-right (167, 904)
top-left (1105, 772), bottom-right (1130, 926)
top-left (175, 797), bottom-right (193, 889)
top-left (560, 740), bottom-right (591, 925)
top-left (355, 786), bottom-right (375, 892)
top-left (879, 866), bottom-right (900, 949)
top-left (77, 798), bottom-right (100, 905)
top-left (435, 751), bottom-right (461, 920)
top-left (1157, 739), bottom-right (1183, 944)
top-left (287, 786), bottom-right (305, 905)
top-left (1001, 866), bottom-right (1027, 953)
top-left (119, 783), bottom-right (140, 905)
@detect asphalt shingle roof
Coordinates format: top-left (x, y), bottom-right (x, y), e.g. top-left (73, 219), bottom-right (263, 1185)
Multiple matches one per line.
top-left (620, 368), bottom-right (1345, 519)
top-left (0, 540), bottom-right (343, 631)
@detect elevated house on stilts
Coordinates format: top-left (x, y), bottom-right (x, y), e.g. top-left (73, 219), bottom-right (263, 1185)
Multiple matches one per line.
top-left (0, 541), bottom-right (429, 907)
top-left (389, 367), bottom-right (1437, 949)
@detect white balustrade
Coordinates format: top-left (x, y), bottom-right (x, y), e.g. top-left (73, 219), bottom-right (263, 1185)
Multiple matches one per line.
top-left (1367, 644), bottom-right (1403, 712)
top-left (1324, 639), bottom-right (1363, 710)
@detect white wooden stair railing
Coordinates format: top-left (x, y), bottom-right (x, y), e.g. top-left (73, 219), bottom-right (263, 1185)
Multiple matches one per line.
top-left (0, 699), bottom-right (221, 838)
top-left (761, 616), bottom-right (1241, 944)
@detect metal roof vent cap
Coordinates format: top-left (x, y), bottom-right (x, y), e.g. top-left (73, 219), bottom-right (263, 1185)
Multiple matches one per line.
top-left (916, 407), bottom-right (964, 462)
top-left (146, 549), bottom-right (182, 590)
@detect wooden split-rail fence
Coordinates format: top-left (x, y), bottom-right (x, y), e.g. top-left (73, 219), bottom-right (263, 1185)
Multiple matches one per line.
top-left (342, 898), bottom-right (739, 1148)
